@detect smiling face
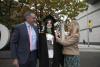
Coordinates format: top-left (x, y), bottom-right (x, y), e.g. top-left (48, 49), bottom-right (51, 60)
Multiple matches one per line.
top-left (27, 14), bottom-right (37, 24)
top-left (67, 20), bottom-right (80, 36)
top-left (24, 12), bottom-right (37, 25)
top-left (46, 20), bottom-right (53, 29)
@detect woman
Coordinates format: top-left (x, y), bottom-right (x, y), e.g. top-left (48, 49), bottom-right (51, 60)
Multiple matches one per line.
top-left (38, 15), bottom-right (63, 67)
top-left (56, 20), bottom-right (80, 67)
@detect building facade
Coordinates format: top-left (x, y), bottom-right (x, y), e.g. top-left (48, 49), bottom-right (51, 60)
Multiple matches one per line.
top-left (76, 2), bottom-right (100, 45)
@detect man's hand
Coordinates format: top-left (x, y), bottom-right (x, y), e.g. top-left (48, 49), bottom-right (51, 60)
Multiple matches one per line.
top-left (13, 59), bottom-right (19, 67)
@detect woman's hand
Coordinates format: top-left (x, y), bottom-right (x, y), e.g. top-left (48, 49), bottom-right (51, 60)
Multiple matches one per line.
top-left (55, 30), bottom-right (61, 38)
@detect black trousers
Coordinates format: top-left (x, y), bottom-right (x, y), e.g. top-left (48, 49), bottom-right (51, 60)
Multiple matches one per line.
top-left (52, 58), bottom-right (64, 67)
top-left (49, 58), bottom-right (61, 67)
top-left (19, 51), bottom-right (37, 67)
top-left (49, 58), bottom-right (53, 67)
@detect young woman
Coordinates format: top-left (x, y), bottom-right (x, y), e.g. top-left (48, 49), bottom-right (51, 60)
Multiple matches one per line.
top-left (38, 15), bottom-right (64, 67)
top-left (56, 20), bottom-right (80, 67)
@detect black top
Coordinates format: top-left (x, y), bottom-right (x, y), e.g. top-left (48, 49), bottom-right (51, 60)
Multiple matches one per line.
top-left (38, 32), bottom-right (64, 67)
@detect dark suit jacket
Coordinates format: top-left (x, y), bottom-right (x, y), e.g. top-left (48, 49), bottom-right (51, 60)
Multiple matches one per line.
top-left (10, 23), bottom-right (39, 64)
top-left (38, 33), bottom-right (64, 67)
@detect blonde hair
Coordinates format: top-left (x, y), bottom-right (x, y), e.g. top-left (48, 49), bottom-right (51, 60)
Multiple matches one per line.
top-left (67, 20), bottom-right (80, 35)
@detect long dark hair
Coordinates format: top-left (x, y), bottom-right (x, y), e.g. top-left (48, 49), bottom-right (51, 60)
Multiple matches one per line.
top-left (44, 19), bottom-right (55, 37)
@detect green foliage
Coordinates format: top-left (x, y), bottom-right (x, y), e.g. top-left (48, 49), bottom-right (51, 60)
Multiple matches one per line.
top-left (0, 0), bottom-right (88, 28)
top-left (0, 0), bottom-right (14, 29)
top-left (20, 0), bottom-right (88, 20)
top-left (0, 0), bottom-right (31, 28)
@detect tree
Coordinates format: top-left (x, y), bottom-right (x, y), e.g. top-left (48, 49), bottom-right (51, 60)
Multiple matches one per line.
top-left (19, 0), bottom-right (88, 20)
top-left (0, 0), bottom-right (88, 28)
top-left (0, 0), bottom-right (13, 28)
top-left (0, 0), bottom-right (31, 28)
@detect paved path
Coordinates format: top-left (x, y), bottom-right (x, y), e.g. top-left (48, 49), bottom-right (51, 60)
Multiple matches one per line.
top-left (79, 44), bottom-right (100, 67)
top-left (0, 44), bottom-right (100, 67)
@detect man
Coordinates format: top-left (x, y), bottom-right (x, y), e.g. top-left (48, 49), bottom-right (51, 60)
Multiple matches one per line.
top-left (10, 12), bottom-right (39, 67)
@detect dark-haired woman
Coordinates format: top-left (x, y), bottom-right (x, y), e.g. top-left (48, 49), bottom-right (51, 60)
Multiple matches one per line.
top-left (38, 18), bottom-right (64, 67)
